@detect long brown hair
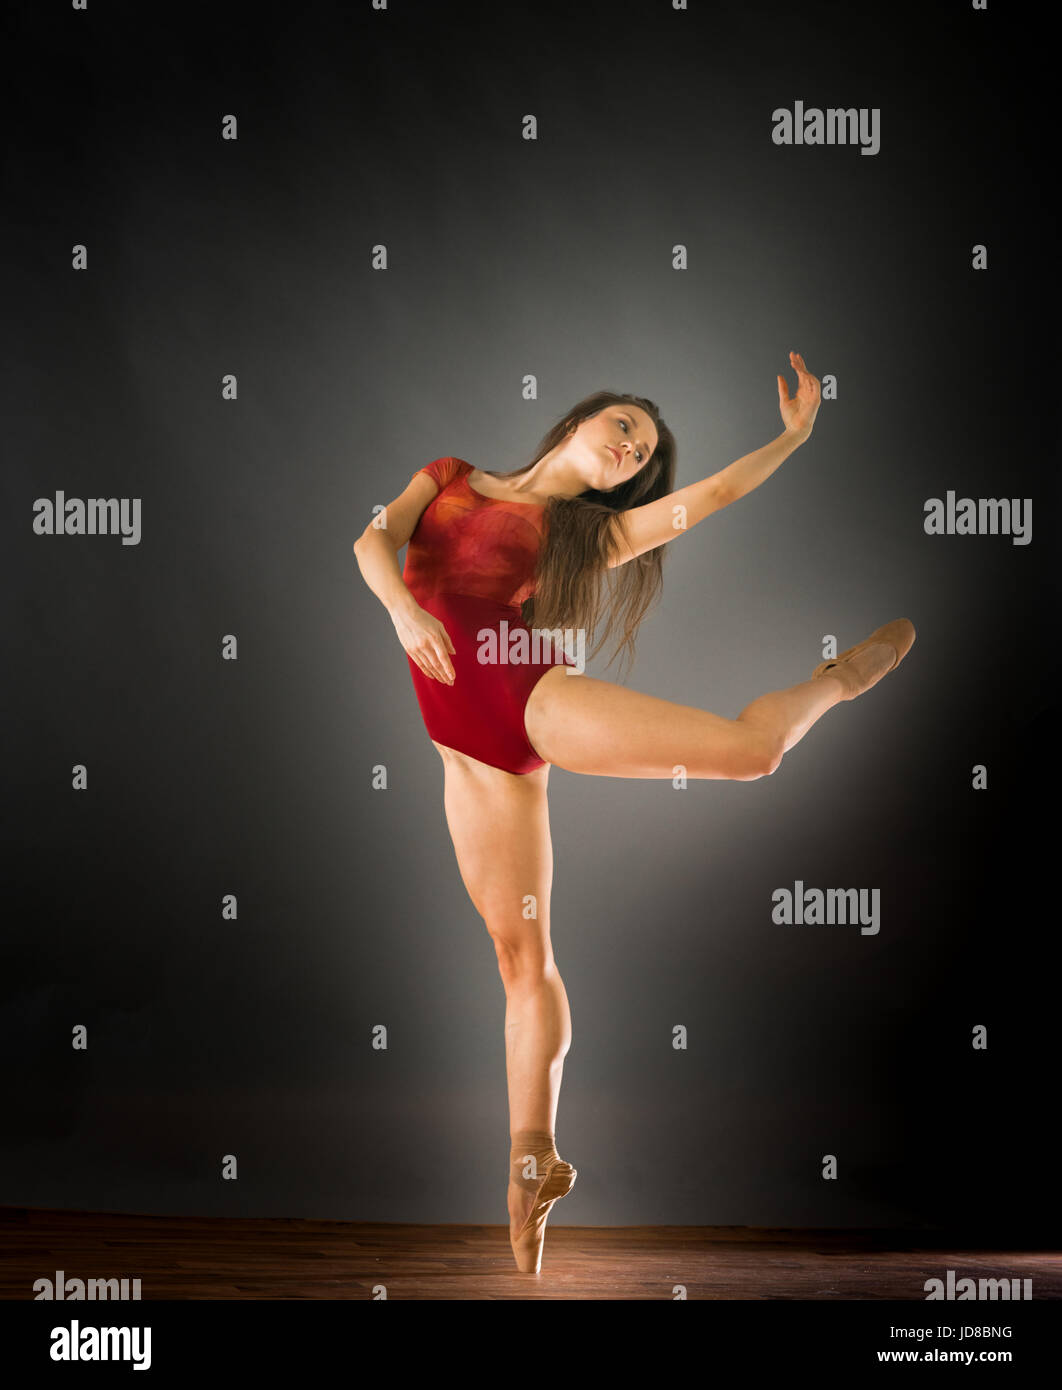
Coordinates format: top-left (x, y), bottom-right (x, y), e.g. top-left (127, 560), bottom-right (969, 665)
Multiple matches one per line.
top-left (483, 392), bottom-right (677, 678)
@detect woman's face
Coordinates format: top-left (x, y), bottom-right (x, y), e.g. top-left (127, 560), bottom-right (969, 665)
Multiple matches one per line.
top-left (573, 404), bottom-right (658, 491)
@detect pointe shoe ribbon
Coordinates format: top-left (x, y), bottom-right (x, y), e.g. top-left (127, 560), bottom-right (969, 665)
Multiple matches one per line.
top-left (510, 1158), bottom-right (577, 1274)
top-left (812, 618), bottom-right (916, 700)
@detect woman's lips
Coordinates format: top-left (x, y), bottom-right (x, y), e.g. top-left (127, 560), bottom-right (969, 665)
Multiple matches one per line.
top-left (607, 446), bottom-right (621, 465)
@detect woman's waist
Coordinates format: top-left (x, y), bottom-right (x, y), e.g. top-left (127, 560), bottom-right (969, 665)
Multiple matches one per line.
top-left (410, 590), bottom-right (577, 666)
top-left (410, 588), bottom-right (528, 615)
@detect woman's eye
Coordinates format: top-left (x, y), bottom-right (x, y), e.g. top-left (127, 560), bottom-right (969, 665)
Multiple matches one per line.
top-left (617, 411), bottom-right (642, 461)
top-left (617, 419), bottom-right (642, 464)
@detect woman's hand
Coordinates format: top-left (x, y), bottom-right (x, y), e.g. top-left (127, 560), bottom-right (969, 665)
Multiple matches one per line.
top-left (777, 350), bottom-right (821, 441)
top-left (390, 596), bottom-right (456, 684)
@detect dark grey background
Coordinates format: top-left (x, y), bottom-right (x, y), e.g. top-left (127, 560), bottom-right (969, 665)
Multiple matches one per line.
top-left (3, 0), bottom-right (1056, 1234)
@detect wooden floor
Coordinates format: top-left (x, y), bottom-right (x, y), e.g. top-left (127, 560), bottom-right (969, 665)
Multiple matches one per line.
top-left (3, 1207), bottom-right (1059, 1300)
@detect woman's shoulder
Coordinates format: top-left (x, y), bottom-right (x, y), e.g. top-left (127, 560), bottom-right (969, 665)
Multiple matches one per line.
top-left (415, 457), bottom-right (472, 490)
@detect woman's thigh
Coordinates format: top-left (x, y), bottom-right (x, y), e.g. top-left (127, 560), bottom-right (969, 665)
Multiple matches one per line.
top-left (522, 667), bottom-right (774, 780)
top-left (433, 743), bottom-right (555, 946)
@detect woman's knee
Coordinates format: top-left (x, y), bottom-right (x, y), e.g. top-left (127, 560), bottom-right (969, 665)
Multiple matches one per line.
top-left (484, 917), bottom-right (552, 981)
top-left (730, 722), bottom-right (784, 779)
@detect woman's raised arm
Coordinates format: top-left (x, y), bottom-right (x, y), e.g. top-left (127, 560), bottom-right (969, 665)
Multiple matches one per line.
top-left (607, 352), bottom-right (820, 568)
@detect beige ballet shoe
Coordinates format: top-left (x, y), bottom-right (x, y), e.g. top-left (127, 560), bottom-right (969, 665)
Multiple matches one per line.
top-left (812, 618), bottom-right (916, 701)
top-left (509, 1158), bottom-right (577, 1273)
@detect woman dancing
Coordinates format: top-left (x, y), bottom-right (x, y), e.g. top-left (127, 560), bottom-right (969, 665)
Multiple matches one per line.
top-left (353, 352), bottom-right (915, 1273)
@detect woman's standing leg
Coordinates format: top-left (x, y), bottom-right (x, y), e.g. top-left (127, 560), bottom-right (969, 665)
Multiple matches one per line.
top-left (433, 744), bottom-right (576, 1268)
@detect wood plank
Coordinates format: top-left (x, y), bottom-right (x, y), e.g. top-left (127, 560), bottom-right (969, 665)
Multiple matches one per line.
top-left (3, 1208), bottom-right (1058, 1300)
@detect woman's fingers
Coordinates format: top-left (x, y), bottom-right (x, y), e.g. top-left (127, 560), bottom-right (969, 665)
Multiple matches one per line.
top-left (421, 650), bottom-right (449, 683)
top-left (399, 609), bottom-right (456, 682)
top-left (433, 623), bottom-right (456, 678)
top-left (432, 638), bottom-right (455, 683)
top-left (416, 641), bottom-right (453, 684)
top-left (790, 350), bottom-right (811, 379)
top-left (789, 350), bottom-right (819, 395)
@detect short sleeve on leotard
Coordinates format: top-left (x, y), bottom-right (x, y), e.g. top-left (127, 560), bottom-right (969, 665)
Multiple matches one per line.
top-left (414, 456), bottom-right (467, 494)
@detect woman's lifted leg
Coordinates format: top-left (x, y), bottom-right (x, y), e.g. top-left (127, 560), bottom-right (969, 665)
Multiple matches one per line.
top-left (524, 620), bottom-right (915, 779)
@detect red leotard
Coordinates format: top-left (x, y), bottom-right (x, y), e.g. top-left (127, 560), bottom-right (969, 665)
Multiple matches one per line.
top-left (402, 456), bottom-right (576, 774)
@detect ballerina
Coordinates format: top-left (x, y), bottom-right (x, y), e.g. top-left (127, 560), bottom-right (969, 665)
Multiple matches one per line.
top-left (353, 352), bottom-right (915, 1272)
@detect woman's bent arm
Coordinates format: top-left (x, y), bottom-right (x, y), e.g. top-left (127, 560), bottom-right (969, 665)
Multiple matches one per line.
top-left (353, 471), bottom-right (438, 614)
top-left (352, 475), bottom-right (457, 683)
top-left (352, 527), bottom-right (419, 616)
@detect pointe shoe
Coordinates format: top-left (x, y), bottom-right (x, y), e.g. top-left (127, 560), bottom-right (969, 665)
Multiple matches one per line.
top-left (812, 618), bottom-right (916, 701)
top-left (509, 1158), bottom-right (577, 1273)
